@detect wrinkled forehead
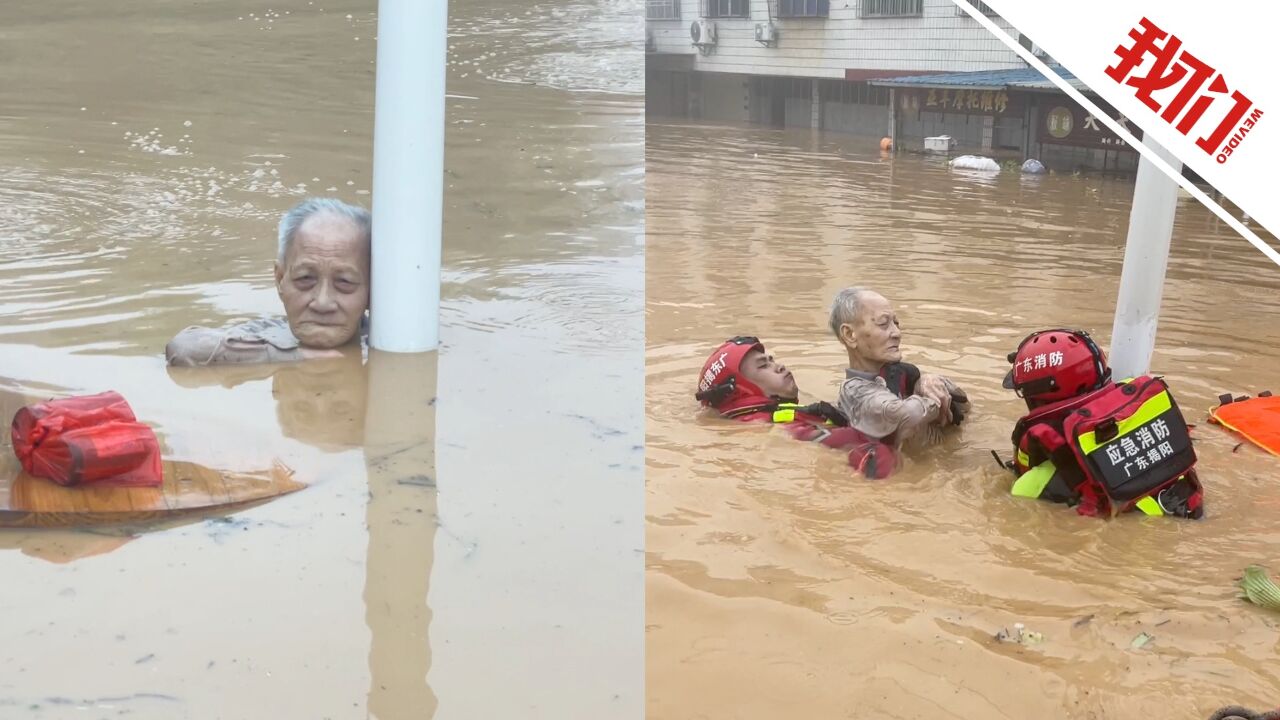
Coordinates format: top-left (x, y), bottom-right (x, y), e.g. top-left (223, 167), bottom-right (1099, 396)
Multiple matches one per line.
top-left (287, 213), bottom-right (370, 266)
top-left (858, 292), bottom-right (894, 322)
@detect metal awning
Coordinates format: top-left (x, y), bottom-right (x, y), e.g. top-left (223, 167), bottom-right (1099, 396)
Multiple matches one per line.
top-left (867, 66), bottom-right (1091, 94)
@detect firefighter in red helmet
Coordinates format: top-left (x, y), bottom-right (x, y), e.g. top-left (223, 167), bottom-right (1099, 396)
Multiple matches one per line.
top-left (1001, 328), bottom-right (1203, 518)
top-left (1002, 329), bottom-right (1113, 503)
top-left (1002, 328), bottom-right (1112, 409)
top-left (696, 336), bottom-right (799, 420)
top-left (696, 337), bottom-right (900, 479)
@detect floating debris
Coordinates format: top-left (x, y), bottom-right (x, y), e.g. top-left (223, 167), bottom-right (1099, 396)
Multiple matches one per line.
top-left (994, 622), bottom-right (1043, 645)
top-left (396, 475), bottom-right (435, 488)
top-left (1238, 565), bottom-right (1280, 611)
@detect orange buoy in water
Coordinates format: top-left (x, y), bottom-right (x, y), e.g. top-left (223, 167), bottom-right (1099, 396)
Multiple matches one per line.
top-left (1210, 394), bottom-right (1280, 456)
top-left (879, 137), bottom-right (893, 151)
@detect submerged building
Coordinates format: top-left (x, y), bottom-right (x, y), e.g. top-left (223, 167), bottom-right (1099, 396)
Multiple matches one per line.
top-left (646, 0), bottom-right (1140, 173)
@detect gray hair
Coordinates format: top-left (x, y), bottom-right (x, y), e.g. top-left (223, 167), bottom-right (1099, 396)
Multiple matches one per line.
top-left (276, 197), bottom-right (372, 263)
top-left (829, 287), bottom-right (870, 339)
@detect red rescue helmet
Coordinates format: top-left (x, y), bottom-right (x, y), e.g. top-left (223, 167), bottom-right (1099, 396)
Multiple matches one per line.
top-left (695, 336), bottom-right (776, 415)
top-left (1003, 329), bottom-right (1111, 405)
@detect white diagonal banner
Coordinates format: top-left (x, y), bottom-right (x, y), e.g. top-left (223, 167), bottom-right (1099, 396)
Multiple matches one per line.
top-left (955, 1), bottom-right (1280, 266)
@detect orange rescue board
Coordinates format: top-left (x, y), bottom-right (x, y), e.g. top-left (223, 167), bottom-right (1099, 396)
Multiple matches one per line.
top-left (1209, 395), bottom-right (1280, 457)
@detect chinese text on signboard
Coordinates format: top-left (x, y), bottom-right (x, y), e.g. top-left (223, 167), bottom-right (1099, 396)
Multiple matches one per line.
top-left (900, 89), bottom-right (1014, 116)
top-left (923, 89), bottom-right (1008, 114)
top-left (1040, 103), bottom-right (1138, 149)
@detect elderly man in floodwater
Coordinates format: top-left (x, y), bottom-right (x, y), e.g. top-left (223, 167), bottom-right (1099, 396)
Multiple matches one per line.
top-left (166, 198), bottom-right (371, 366)
top-left (830, 287), bottom-right (970, 448)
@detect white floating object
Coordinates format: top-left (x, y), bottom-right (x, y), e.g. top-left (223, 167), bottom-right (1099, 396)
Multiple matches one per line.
top-left (949, 155), bottom-right (1000, 173)
top-left (924, 135), bottom-right (954, 153)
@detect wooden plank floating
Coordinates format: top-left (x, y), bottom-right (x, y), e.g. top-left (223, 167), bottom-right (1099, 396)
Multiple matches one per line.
top-left (0, 459), bottom-right (304, 529)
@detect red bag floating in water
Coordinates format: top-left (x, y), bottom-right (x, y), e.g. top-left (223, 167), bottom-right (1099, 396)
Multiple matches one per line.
top-left (10, 391), bottom-right (163, 488)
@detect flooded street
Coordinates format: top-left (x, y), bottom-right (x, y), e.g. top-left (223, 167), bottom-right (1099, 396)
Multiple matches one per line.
top-left (0, 0), bottom-right (642, 718)
top-left (646, 121), bottom-right (1280, 719)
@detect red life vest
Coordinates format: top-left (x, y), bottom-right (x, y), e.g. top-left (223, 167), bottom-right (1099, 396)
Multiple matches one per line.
top-left (726, 401), bottom-right (900, 479)
top-left (879, 361), bottom-right (920, 400)
top-left (695, 338), bottom-right (905, 479)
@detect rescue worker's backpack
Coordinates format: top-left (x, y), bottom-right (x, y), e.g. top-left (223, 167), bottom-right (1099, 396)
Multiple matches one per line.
top-left (1009, 376), bottom-right (1204, 519)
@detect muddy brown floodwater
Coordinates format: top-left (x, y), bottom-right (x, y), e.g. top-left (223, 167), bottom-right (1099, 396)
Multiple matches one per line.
top-left (646, 121), bottom-right (1280, 719)
top-left (0, 1), bottom-right (642, 718)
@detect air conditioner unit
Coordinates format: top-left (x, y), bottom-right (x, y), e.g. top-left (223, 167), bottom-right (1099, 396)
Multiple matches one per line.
top-left (754, 22), bottom-right (776, 46)
top-left (690, 19), bottom-right (717, 47)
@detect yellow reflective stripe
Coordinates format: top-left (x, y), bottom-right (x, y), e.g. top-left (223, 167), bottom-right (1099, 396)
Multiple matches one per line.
top-left (1012, 461), bottom-right (1056, 498)
top-left (771, 403), bottom-right (837, 426)
top-left (1077, 390), bottom-right (1173, 455)
top-left (1135, 495), bottom-right (1164, 516)
top-left (1016, 449), bottom-right (1029, 467)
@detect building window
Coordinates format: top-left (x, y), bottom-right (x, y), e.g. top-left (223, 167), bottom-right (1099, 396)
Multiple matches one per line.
top-left (786, 77), bottom-right (813, 99)
top-left (647, 0), bottom-right (680, 20)
top-left (819, 80), bottom-right (889, 105)
top-left (954, 1), bottom-right (999, 16)
top-left (778, 0), bottom-right (829, 18)
top-left (702, 0), bottom-right (749, 18)
top-left (859, 0), bottom-right (923, 18)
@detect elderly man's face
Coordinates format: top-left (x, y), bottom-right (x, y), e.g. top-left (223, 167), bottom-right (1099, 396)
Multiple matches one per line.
top-left (274, 213), bottom-right (370, 349)
top-left (845, 291), bottom-right (902, 367)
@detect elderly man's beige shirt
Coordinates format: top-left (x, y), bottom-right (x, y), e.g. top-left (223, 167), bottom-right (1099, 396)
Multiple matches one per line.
top-left (837, 368), bottom-right (971, 449)
top-left (165, 317), bottom-right (303, 367)
top-left (836, 368), bottom-right (942, 444)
